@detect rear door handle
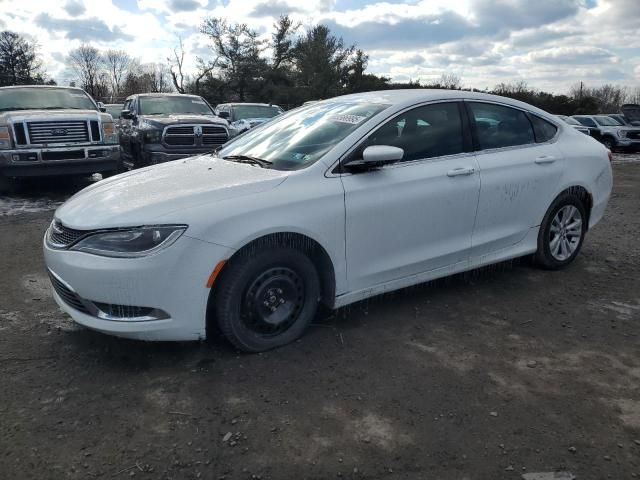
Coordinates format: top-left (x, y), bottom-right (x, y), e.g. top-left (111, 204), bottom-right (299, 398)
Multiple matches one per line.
top-left (535, 155), bottom-right (557, 164)
top-left (447, 167), bottom-right (475, 177)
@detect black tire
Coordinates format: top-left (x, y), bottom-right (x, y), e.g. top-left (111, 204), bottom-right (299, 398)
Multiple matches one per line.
top-left (214, 247), bottom-right (320, 352)
top-left (602, 136), bottom-right (615, 151)
top-left (535, 193), bottom-right (587, 270)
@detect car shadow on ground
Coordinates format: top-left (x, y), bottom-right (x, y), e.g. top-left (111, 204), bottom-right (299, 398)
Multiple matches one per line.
top-left (58, 256), bottom-right (536, 370)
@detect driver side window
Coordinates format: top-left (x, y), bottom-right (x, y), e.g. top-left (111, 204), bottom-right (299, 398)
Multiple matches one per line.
top-left (358, 102), bottom-right (464, 162)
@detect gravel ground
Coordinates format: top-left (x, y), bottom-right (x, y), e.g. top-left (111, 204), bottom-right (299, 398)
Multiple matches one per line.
top-left (1, 154), bottom-right (639, 480)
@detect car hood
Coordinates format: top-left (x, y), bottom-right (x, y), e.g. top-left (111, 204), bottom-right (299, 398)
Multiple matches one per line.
top-left (0, 109), bottom-right (100, 122)
top-left (55, 156), bottom-right (289, 230)
top-left (138, 114), bottom-right (228, 127)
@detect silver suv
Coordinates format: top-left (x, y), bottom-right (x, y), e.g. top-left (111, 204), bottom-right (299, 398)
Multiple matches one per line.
top-left (572, 114), bottom-right (640, 151)
top-left (0, 85), bottom-right (121, 180)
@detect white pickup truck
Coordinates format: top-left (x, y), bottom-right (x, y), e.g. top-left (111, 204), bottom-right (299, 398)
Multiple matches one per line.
top-left (0, 85), bottom-right (121, 181)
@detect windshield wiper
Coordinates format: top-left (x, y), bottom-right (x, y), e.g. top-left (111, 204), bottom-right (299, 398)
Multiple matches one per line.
top-left (222, 154), bottom-right (272, 168)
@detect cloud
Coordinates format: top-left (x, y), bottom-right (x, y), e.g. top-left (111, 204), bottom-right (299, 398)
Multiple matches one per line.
top-left (34, 13), bottom-right (135, 42)
top-left (324, 11), bottom-right (478, 50)
top-left (63, 0), bottom-right (86, 17)
top-left (169, 0), bottom-right (201, 11)
top-left (249, 0), bottom-right (305, 17)
top-left (472, 0), bottom-right (580, 31)
top-left (527, 46), bottom-right (615, 65)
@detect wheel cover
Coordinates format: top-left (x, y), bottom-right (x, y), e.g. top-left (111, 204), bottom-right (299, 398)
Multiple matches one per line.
top-left (241, 267), bottom-right (305, 336)
top-left (549, 205), bottom-right (583, 261)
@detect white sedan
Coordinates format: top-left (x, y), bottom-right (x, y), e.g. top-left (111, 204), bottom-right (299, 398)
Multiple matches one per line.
top-left (44, 90), bottom-right (613, 352)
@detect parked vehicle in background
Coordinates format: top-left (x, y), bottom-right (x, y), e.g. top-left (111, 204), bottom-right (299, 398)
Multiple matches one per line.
top-left (119, 93), bottom-right (229, 168)
top-left (44, 90), bottom-right (612, 352)
top-left (215, 103), bottom-right (284, 135)
top-left (621, 104), bottom-right (640, 126)
top-left (572, 114), bottom-right (640, 151)
top-left (555, 115), bottom-right (590, 135)
top-left (104, 104), bottom-right (123, 121)
top-left (0, 86), bottom-right (120, 180)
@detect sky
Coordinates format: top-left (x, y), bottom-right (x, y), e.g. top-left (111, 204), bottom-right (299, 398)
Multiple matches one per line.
top-left (1, 0), bottom-right (639, 93)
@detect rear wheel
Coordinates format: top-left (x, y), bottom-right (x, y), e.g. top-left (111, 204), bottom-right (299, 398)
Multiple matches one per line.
top-left (214, 247), bottom-right (320, 352)
top-left (535, 193), bottom-right (587, 269)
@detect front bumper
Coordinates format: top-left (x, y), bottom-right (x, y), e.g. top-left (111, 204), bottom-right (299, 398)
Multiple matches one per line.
top-left (142, 144), bottom-right (215, 164)
top-left (1, 145), bottom-right (120, 177)
top-left (616, 138), bottom-right (640, 150)
top-left (43, 232), bottom-right (233, 341)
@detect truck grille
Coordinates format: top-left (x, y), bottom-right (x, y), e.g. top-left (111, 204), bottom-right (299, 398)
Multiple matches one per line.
top-left (164, 124), bottom-right (228, 147)
top-left (627, 130), bottom-right (640, 140)
top-left (47, 220), bottom-right (90, 248)
top-left (48, 271), bottom-right (91, 315)
top-left (27, 121), bottom-right (90, 144)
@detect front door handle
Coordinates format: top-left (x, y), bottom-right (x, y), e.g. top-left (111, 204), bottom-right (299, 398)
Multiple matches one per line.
top-left (535, 155), bottom-right (557, 164)
top-left (447, 167), bottom-right (475, 177)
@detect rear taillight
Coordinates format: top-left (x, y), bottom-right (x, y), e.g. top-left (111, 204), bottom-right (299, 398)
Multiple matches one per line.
top-left (607, 151), bottom-right (613, 162)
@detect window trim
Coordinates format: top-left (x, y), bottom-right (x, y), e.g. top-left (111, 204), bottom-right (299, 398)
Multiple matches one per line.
top-left (330, 99), bottom-right (472, 175)
top-left (463, 100), bottom-right (560, 154)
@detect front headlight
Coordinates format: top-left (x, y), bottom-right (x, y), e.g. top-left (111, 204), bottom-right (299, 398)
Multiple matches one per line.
top-left (143, 129), bottom-right (162, 143)
top-left (0, 126), bottom-right (11, 149)
top-left (70, 225), bottom-right (187, 258)
top-left (102, 122), bottom-right (118, 144)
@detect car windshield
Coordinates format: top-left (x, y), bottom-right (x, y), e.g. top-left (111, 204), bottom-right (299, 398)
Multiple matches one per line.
top-left (0, 87), bottom-right (96, 111)
top-left (233, 105), bottom-right (282, 120)
top-left (558, 116), bottom-right (581, 126)
top-left (105, 105), bottom-right (122, 119)
top-left (139, 96), bottom-right (213, 116)
top-left (595, 116), bottom-right (622, 126)
top-left (218, 101), bottom-right (391, 170)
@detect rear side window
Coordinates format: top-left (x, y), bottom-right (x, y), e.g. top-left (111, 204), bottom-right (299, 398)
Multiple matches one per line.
top-left (468, 102), bottom-right (534, 150)
top-left (530, 115), bottom-right (557, 143)
top-left (360, 102), bottom-right (465, 162)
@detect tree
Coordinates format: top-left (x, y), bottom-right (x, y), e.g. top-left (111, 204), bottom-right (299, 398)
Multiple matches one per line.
top-left (200, 17), bottom-right (267, 101)
top-left (293, 24), bottom-right (355, 100)
top-left (68, 44), bottom-right (103, 97)
top-left (168, 37), bottom-right (186, 94)
top-left (0, 31), bottom-right (47, 86)
top-left (104, 49), bottom-right (132, 99)
top-left (436, 73), bottom-right (462, 90)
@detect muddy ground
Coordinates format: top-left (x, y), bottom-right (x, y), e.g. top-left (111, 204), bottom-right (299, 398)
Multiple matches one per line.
top-left (1, 155), bottom-right (639, 480)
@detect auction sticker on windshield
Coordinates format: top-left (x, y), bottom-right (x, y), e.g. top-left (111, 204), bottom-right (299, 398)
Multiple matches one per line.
top-left (330, 114), bottom-right (367, 124)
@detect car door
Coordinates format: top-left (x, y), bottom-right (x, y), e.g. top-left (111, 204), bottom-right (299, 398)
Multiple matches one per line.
top-left (466, 101), bottom-right (563, 258)
top-left (119, 98), bottom-right (134, 157)
top-left (340, 101), bottom-right (481, 292)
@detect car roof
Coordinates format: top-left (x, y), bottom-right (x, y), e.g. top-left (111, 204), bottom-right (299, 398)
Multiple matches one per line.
top-left (0, 85), bottom-right (87, 92)
top-left (321, 89), bottom-right (556, 118)
top-left (223, 103), bottom-right (281, 107)
top-left (128, 93), bottom-right (204, 99)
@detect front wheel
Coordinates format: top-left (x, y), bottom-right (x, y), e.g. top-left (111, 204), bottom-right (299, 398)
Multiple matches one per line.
top-left (602, 137), bottom-right (615, 151)
top-left (535, 193), bottom-right (587, 270)
top-left (214, 247), bottom-right (320, 352)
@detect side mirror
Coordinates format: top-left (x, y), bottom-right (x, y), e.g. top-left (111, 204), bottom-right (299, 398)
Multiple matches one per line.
top-left (344, 145), bottom-right (404, 172)
top-left (97, 101), bottom-right (106, 112)
top-left (121, 109), bottom-right (133, 119)
top-left (217, 111), bottom-right (230, 120)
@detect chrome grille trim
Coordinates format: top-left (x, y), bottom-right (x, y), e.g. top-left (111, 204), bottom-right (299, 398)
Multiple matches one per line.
top-left (27, 120), bottom-right (90, 144)
top-left (47, 219), bottom-right (93, 249)
top-left (162, 123), bottom-right (229, 148)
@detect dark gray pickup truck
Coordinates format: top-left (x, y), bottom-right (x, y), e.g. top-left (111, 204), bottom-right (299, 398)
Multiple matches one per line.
top-left (0, 85), bottom-right (121, 179)
top-left (119, 93), bottom-right (230, 168)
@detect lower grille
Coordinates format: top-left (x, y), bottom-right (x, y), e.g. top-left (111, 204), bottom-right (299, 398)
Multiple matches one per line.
top-left (42, 150), bottom-right (85, 161)
top-left (48, 271), bottom-right (91, 315)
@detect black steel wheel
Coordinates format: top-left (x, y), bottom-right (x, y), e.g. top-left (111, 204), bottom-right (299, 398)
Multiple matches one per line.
top-left (214, 247), bottom-right (320, 352)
